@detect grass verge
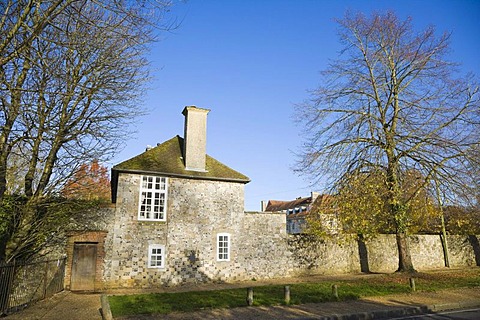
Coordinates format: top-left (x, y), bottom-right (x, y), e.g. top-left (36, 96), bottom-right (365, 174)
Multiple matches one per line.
top-left (108, 268), bottom-right (480, 318)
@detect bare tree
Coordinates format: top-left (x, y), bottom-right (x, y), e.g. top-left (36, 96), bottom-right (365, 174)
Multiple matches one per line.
top-left (0, 0), bottom-right (75, 67)
top-left (0, 0), bottom-right (174, 262)
top-left (295, 11), bottom-right (479, 272)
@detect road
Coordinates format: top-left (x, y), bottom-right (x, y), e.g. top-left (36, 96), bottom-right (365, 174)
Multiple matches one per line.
top-left (391, 308), bottom-right (480, 320)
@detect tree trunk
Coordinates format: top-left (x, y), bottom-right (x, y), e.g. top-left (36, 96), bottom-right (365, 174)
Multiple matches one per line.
top-left (435, 175), bottom-right (450, 267)
top-left (357, 233), bottom-right (370, 273)
top-left (0, 234), bottom-right (8, 263)
top-left (440, 216), bottom-right (450, 267)
top-left (395, 232), bottom-right (415, 272)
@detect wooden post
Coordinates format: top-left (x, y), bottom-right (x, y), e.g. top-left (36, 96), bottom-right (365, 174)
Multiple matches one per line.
top-left (409, 277), bottom-right (416, 291)
top-left (246, 287), bottom-right (254, 306)
top-left (332, 284), bottom-right (338, 299)
top-left (43, 260), bottom-right (48, 299)
top-left (100, 294), bottom-right (113, 320)
top-left (284, 285), bottom-right (290, 305)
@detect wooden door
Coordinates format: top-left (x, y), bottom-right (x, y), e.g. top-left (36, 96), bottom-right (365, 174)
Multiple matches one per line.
top-left (71, 243), bottom-right (97, 291)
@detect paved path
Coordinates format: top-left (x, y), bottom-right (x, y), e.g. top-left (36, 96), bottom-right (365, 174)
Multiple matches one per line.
top-left (4, 270), bottom-right (480, 320)
top-left (5, 291), bottom-right (102, 320)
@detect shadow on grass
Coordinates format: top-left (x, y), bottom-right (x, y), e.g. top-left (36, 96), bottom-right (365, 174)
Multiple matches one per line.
top-left (109, 269), bottom-right (480, 318)
top-left (108, 282), bottom-right (412, 318)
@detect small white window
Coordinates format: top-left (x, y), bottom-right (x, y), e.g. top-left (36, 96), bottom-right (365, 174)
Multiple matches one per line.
top-left (217, 233), bottom-right (230, 261)
top-left (138, 176), bottom-right (167, 221)
top-left (148, 244), bottom-right (165, 268)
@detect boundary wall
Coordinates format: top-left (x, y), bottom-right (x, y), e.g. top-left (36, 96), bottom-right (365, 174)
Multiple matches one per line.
top-left (287, 233), bottom-right (480, 275)
top-left (64, 208), bottom-right (480, 289)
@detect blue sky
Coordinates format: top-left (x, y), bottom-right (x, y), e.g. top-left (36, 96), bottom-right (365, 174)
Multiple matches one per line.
top-left (109, 0), bottom-right (480, 211)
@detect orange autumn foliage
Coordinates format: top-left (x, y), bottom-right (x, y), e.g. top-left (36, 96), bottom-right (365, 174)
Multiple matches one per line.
top-left (61, 160), bottom-right (110, 201)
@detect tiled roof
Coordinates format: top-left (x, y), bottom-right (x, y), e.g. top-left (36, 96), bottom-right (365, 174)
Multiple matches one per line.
top-left (310, 194), bottom-right (335, 213)
top-left (265, 194), bottom-right (334, 215)
top-left (265, 197), bottom-right (311, 212)
top-left (111, 135), bottom-right (250, 202)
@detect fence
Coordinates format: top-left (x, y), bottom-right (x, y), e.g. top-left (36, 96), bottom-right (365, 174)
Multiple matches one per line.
top-left (0, 257), bottom-right (66, 315)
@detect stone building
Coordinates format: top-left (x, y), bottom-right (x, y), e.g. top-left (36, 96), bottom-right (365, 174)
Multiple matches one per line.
top-left (106, 106), bottom-right (252, 288)
top-left (63, 106), bottom-right (480, 292)
top-left (65, 106), bottom-right (289, 290)
top-left (265, 193), bottom-right (338, 234)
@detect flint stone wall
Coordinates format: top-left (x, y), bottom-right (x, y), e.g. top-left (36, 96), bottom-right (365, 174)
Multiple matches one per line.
top-left (238, 212), bottom-right (292, 279)
top-left (365, 234), bottom-right (479, 272)
top-left (290, 234), bottom-right (479, 274)
top-left (96, 172), bottom-right (480, 289)
top-left (104, 173), bottom-right (292, 288)
top-left (287, 235), bottom-right (360, 275)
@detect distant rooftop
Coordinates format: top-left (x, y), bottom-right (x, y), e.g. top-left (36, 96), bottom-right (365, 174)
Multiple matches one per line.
top-left (265, 193), bottom-right (333, 213)
top-left (265, 197), bottom-right (312, 212)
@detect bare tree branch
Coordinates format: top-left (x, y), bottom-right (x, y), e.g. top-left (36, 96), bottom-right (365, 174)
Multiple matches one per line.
top-left (0, 0), bottom-right (175, 262)
top-left (295, 11), bottom-right (480, 272)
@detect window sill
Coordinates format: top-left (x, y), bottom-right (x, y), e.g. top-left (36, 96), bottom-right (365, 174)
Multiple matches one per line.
top-left (138, 219), bottom-right (167, 223)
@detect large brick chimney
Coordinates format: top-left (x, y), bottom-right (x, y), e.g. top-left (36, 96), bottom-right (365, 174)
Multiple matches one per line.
top-left (182, 106), bottom-right (210, 172)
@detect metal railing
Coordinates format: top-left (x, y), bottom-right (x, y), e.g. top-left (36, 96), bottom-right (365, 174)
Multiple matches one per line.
top-left (0, 257), bottom-right (66, 315)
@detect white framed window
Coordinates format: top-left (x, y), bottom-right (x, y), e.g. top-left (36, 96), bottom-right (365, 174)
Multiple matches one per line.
top-left (138, 175), bottom-right (167, 221)
top-left (148, 244), bottom-right (165, 268)
top-left (217, 233), bottom-right (230, 261)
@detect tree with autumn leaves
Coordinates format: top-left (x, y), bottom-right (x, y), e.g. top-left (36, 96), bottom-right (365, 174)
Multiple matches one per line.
top-left (307, 169), bottom-right (438, 239)
top-left (61, 160), bottom-right (110, 201)
top-left (296, 12), bottom-right (479, 272)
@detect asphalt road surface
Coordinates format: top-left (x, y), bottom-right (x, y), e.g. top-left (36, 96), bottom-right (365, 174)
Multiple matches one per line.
top-left (391, 308), bottom-right (480, 320)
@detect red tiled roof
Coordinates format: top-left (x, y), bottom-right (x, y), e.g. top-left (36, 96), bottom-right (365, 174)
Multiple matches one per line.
top-left (265, 193), bottom-right (335, 218)
top-left (265, 197), bottom-right (311, 212)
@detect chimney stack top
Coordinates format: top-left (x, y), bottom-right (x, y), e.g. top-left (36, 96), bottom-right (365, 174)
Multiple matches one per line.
top-left (182, 106), bottom-right (210, 172)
